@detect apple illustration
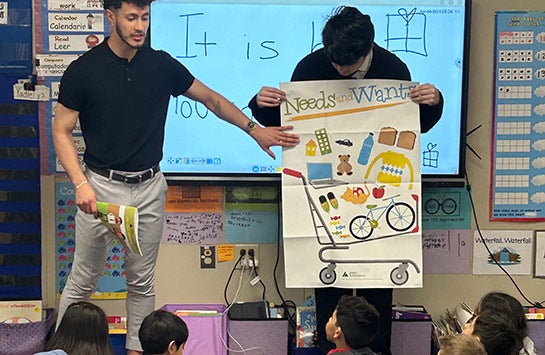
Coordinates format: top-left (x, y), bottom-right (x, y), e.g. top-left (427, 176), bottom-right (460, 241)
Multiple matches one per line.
top-left (372, 185), bottom-right (385, 199)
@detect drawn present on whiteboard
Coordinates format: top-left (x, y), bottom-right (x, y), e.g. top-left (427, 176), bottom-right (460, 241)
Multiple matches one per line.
top-left (423, 142), bottom-right (439, 168)
top-left (385, 8), bottom-right (427, 56)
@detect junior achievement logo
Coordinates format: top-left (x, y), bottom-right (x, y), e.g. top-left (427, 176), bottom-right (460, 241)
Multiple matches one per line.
top-left (341, 270), bottom-right (366, 279)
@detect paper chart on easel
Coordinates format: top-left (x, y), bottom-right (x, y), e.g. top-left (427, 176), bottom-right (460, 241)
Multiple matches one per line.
top-left (281, 79), bottom-right (422, 288)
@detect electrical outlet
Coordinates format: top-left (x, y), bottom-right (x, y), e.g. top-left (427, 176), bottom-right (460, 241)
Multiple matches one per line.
top-left (200, 245), bottom-right (216, 269)
top-left (234, 244), bottom-right (259, 269)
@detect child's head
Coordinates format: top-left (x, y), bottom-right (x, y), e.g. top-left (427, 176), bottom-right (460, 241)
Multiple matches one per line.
top-left (438, 334), bottom-right (486, 355)
top-left (45, 301), bottom-right (113, 355)
top-left (476, 291), bottom-right (527, 350)
top-left (139, 310), bottom-right (188, 355)
top-left (325, 295), bottom-right (379, 349)
top-left (463, 310), bottom-right (518, 355)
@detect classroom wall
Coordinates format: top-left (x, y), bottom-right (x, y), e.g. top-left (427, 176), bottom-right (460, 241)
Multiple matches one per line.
top-left (40, 0), bottom-right (545, 320)
top-left (393, 0), bottom-right (545, 317)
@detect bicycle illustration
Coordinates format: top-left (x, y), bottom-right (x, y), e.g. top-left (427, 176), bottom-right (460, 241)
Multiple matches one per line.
top-left (283, 167), bottom-right (420, 286)
top-left (349, 194), bottom-right (416, 240)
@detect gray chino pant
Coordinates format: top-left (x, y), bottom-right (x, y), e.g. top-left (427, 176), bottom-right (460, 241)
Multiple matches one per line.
top-left (57, 168), bottom-right (167, 352)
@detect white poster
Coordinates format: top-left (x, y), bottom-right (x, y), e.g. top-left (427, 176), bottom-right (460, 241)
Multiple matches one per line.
top-left (47, 12), bottom-right (104, 33)
top-left (48, 0), bottom-right (103, 11)
top-left (281, 79), bottom-right (422, 288)
top-left (0, 2), bottom-right (7, 25)
top-left (534, 231), bottom-right (545, 277)
top-left (48, 34), bottom-right (104, 52)
top-left (36, 54), bottom-right (79, 77)
top-left (472, 230), bottom-right (533, 275)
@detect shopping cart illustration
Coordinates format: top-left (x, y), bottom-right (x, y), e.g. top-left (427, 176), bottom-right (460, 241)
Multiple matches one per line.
top-left (283, 168), bottom-right (421, 286)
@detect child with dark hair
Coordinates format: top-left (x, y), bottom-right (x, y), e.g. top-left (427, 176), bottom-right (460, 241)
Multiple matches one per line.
top-left (438, 334), bottom-right (486, 355)
top-left (139, 310), bottom-right (188, 355)
top-left (35, 301), bottom-right (113, 355)
top-left (325, 295), bottom-right (380, 355)
top-left (476, 292), bottom-right (535, 355)
top-left (463, 310), bottom-right (519, 355)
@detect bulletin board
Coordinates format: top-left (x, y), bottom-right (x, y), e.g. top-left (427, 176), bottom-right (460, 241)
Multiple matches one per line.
top-left (33, 0), bottom-right (108, 174)
top-left (490, 11), bottom-right (545, 221)
top-left (0, 0), bottom-right (33, 73)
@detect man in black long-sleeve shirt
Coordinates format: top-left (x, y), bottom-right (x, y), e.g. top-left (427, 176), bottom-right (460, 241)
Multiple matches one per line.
top-left (249, 43), bottom-right (443, 133)
top-left (248, 6), bottom-right (444, 355)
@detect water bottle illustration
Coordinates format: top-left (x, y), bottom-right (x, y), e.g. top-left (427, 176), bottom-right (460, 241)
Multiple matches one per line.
top-left (358, 132), bottom-right (374, 165)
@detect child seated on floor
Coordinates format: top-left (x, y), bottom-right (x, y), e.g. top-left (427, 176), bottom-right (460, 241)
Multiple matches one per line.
top-left (325, 295), bottom-right (380, 355)
top-left (138, 309), bottom-right (188, 355)
top-left (438, 333), bottom-right (486, 355)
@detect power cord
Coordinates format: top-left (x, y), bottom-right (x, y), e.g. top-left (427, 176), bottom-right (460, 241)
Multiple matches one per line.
top-left (465, 171), bottom-right (542, 308)
top-left (224, 187), bottom-right (298, 341)
top-left (248, 249), bottom-right (267, 300)
top-left (221, 250), bottom-right (266, 355)
top-left (232, 260), bottom-right (256, 306)
top-left (272, 194), bottom-right (297, 332)
top-left (224, 251), bottom-right (245, 306)
top-left (221, 301), bottom-right (266, 355)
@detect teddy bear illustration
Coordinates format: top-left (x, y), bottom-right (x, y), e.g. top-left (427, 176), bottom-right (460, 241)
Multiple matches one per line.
top-left (337, 154), bottom-right (353, 176)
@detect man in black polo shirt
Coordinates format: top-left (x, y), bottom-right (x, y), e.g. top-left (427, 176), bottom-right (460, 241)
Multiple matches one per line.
top-left (52, 0), bottom-right (299, 353)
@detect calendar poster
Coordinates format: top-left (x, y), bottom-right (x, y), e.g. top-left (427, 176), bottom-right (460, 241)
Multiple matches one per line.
top-left (490, 11), bottom-right (545, 221)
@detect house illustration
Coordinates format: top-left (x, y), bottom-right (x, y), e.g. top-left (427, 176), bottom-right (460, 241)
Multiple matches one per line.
top-left (305, 139), bottom-right (317, 156)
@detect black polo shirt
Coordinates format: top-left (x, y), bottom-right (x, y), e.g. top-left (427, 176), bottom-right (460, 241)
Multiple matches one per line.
top-left (58, 40), bottom-right (195, 171)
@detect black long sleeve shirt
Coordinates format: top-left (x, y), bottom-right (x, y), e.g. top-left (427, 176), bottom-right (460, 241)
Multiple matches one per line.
top-left (248, 44), bottom-right (443, 133)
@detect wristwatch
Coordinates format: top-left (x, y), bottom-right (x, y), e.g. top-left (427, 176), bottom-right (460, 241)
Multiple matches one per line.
top-left (245, 121), bottom-right (257, 133)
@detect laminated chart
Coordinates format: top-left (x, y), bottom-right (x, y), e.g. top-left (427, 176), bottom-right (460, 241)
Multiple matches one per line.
top-left (491, 12), bottom-right (545, 221)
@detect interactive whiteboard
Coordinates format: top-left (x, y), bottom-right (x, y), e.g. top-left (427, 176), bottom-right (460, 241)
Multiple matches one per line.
top-left (151, 0), bottom-right (469, 181)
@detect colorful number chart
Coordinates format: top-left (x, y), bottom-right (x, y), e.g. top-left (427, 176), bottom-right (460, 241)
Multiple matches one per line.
top-left (491, 11), bottom-right (545, 221)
